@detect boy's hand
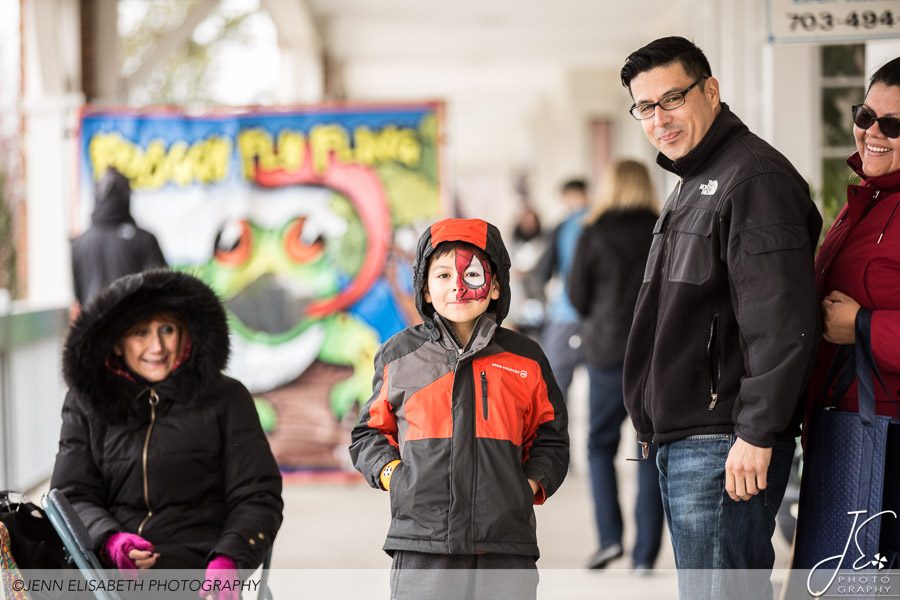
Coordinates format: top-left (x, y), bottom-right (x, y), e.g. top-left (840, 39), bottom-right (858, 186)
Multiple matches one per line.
top-left (380, 459), bottom-right (401, 490)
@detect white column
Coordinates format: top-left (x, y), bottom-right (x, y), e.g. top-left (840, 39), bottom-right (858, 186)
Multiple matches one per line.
top-left (24, 0), bottom-right (84, 307)
top-left (763, 44), bottom-right (820, 188)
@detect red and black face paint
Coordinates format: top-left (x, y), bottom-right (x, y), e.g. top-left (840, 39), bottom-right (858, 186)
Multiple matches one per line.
top-left (454, 247), bottom-right (493, 302)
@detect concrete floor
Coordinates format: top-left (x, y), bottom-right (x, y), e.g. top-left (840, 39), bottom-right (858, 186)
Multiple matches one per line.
top-left (33, 369), bottom-right (793, 598)
top-left (263, 369), bottom-right (792, 599)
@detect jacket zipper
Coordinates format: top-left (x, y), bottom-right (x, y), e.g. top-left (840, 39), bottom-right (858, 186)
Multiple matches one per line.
top-left (435, 316), bottom-right (461, 552)
top-left (481, 371), bottom-right (489, 420)
top-left (137, 388), bottom-right (159, 535)
top-left (436, 314), bottom-right (495, 552)
top-left (707, 315), bottom-right (720, 410)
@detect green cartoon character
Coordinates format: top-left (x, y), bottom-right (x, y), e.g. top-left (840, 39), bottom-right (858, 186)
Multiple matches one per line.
top-left (180, 156), bottom-right (391, 470)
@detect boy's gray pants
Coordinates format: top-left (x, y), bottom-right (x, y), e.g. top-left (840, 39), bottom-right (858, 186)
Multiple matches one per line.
top-left (390, 550), bottom-right (538, 600)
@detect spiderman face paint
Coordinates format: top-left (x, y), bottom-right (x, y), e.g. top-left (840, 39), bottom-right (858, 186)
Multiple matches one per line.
top-left (454, 247), bottom-right (492, 302)
top-left (424, 246), bottom-right (500, 343)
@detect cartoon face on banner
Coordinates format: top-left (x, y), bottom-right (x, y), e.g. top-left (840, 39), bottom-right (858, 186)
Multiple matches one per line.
top-left (79, 106), bottom-right (443, 474)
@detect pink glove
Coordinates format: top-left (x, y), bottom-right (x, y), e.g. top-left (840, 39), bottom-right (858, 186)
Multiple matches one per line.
top-left (103, 532), bottom-right (155, 571)
top-left (199, 555), bottom-right (239, 600)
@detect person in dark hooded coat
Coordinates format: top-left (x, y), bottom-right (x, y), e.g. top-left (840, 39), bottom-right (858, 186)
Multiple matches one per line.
top-left (71, 167), bottom-right (166, 308)
top-left (51, 270), bottom-right (282, 596)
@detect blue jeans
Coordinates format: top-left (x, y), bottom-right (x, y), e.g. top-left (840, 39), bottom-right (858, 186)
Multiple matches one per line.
top-left (587, 365), bottom-right (664, 566)
top-left (657, 434), bottom-right (794, 599)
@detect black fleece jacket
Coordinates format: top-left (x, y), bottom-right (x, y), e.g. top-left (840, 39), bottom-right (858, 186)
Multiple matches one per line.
top-left (623, 105), bottom-right (822, 447)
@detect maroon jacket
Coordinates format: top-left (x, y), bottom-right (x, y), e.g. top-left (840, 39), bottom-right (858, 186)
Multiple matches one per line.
top-left (808, 153), bottom-right (900, 418)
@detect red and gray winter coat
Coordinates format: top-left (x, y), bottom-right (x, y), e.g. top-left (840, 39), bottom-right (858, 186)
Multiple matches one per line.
top-left (350, 218), bottom-right (569, 557)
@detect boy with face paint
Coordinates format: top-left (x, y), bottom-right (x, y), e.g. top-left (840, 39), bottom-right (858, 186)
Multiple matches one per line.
top-left (350, 218), bottom-right (569, 600)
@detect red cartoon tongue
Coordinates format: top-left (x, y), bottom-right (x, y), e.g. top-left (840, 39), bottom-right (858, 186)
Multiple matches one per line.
top-left (454, 247), bottom-right (491, 302)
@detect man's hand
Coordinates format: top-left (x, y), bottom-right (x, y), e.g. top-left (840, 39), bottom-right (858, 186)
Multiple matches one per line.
top-left (822, 290), bottom-right (860, 344)
top-left (724, 438), bottom-right (772, 502)
top-left (528, 479), bottom-right (539, 495)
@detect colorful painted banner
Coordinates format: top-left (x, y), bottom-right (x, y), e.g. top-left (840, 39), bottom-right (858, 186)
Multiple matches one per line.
top-left (78, 104), bottom-right (443, 475)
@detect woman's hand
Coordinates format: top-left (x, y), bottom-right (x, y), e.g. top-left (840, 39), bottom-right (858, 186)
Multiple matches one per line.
top-left (822, 290), bottom-right (860, 344)
top-left (200, 555), bottom-right (239, 600)
top-left (128, 548), bottom-right (159, 569)
top-left (104, 531), bottom-right (157, 571)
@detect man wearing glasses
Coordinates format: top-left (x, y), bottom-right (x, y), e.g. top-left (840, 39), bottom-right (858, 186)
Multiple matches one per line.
top-left (619, 37), bottom-right (821, 597)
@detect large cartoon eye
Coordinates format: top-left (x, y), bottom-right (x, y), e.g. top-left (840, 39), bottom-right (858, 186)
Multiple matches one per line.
top-left (214, 220), bottom-right (252, 266)
top-left (284, 217), bottom-right (325, 263)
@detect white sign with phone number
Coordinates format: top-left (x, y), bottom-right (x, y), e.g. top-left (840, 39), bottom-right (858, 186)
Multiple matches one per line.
top-left (767, 0), bottom-right (900, 43)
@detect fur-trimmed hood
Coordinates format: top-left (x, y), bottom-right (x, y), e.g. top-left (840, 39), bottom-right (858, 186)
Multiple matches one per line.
top-left (63, 269), bottom-right (230, 419)
top-left (413, 218), bottom-right (512, 327)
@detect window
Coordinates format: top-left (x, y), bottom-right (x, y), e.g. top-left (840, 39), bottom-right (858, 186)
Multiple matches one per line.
top-left (819, 44), bottom-right (865, 233)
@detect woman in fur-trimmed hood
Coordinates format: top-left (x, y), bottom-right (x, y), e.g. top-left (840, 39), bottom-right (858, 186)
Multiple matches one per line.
top-left (51, 270), bottom-right (283, 585)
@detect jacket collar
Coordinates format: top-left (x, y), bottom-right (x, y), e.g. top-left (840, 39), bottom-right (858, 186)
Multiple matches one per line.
top-left (656, 103), bottom-right (749, 178)
top-left (847, 152), bottom-right (900, 194)
top-left (433, 312), bottom-right (497, 359)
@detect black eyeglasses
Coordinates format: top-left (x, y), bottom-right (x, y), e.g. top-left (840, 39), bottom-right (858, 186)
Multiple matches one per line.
top-left (629, 77), bottom-right (708, 120)
top-left (852, 104), bottom-right (900, 139)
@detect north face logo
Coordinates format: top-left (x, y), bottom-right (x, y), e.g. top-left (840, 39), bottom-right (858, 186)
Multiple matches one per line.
top-left (699, 180), bottom-right (718, 195)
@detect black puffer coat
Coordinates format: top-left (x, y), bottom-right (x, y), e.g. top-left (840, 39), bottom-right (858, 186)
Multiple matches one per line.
top-left (51, 270), bottom-right (283, 570)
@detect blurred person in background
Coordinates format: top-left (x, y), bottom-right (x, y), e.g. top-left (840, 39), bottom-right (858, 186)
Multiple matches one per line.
top-left (568, 159), bottom-right (663, 571)
top-left (507, 204), bottom-right (547, 339)
top-left (535, 179), bottom-right (589, 402)
top-left (71, 167), bottom-right (166, 316)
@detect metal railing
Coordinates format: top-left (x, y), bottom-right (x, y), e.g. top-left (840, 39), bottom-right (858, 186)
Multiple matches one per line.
top-left (0, 305), bottom-right (68, 491)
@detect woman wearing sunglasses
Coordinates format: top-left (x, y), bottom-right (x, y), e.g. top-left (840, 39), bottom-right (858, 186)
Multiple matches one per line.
top-left (798, 56), bottom-right (900, 566)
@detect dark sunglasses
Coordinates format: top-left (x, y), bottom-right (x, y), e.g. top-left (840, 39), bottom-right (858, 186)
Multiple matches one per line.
top-left (852, 104), bottom-right (900, 139)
